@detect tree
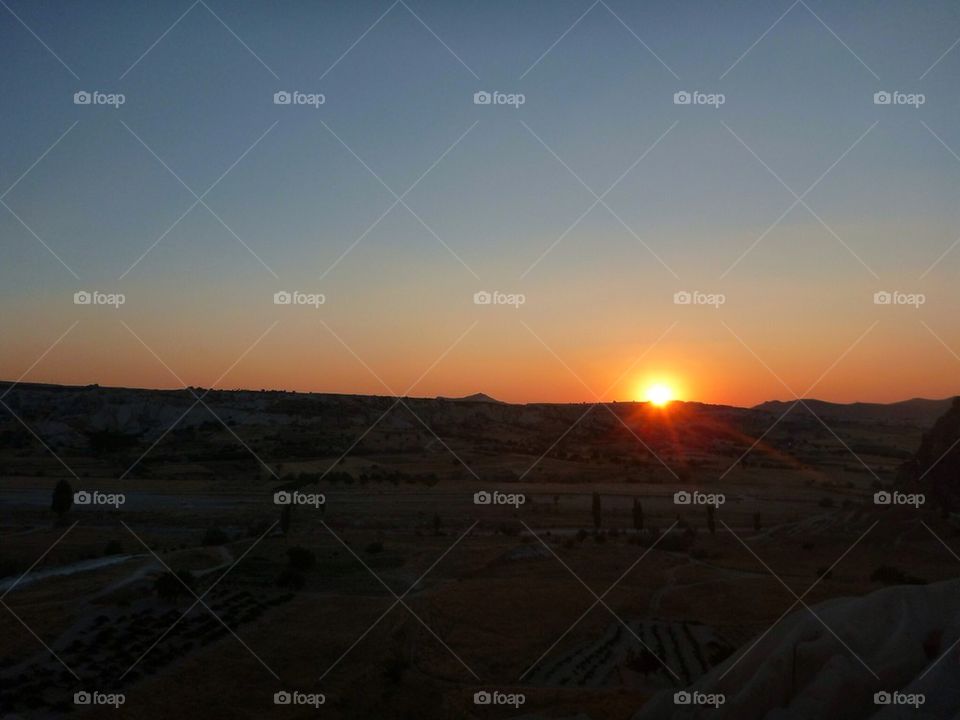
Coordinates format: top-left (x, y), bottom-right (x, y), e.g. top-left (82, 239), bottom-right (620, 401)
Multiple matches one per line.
top-left (51, 479), bottom-right (73, 523)
top-left (632, 498), bottom-right (644, 531)
top-left (592, 492), bottom-right (602, 529)
top-left (706, 505), bottom-right (716, 535)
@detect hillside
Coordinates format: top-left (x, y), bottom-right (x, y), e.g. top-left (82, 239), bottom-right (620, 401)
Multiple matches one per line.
top-left (752, 398), bottom-right (954, 428)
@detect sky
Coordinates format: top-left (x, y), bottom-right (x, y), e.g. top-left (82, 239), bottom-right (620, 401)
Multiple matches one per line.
top-left (1, 0), bottom-right (959, 407)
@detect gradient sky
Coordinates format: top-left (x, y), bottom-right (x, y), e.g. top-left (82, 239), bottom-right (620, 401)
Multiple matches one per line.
top-left (2, 0), bottom-right (959, 406)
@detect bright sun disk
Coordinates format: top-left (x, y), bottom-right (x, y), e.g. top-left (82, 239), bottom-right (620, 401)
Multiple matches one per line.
top-left (646, 384), bottom-right (673, 406)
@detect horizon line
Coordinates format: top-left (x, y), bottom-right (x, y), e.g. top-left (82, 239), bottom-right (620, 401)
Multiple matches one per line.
top-left (1, 378), bottom-right (955, 411)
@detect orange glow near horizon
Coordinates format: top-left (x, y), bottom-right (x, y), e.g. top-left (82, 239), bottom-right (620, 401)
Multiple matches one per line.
top-left (2, 312), bottom-right (958, 408)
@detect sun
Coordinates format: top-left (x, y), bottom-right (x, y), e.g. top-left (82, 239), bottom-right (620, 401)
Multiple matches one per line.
top-left (645, 384), bottom-right (673, 407)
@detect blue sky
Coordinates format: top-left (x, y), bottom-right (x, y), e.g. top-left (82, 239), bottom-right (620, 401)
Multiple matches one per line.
top-left (2, 0), bottom-right (959, 405)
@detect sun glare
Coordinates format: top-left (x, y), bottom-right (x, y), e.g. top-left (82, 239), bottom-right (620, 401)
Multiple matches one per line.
top-left (646, 384), bottom-right (673, 406)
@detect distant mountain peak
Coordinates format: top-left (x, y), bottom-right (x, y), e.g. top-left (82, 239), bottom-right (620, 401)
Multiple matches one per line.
top-left (437, 392), bottom-right (502, 404)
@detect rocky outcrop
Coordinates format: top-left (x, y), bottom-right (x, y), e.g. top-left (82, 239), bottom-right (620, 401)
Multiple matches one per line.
top-left (898, 397), bottom-right (960, 512)
top-left (633, 579), bottom-right (960, 719)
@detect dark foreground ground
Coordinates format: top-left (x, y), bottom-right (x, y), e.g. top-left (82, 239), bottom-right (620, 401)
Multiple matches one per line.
top-left (2, 383), bottom-right (959, 719)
